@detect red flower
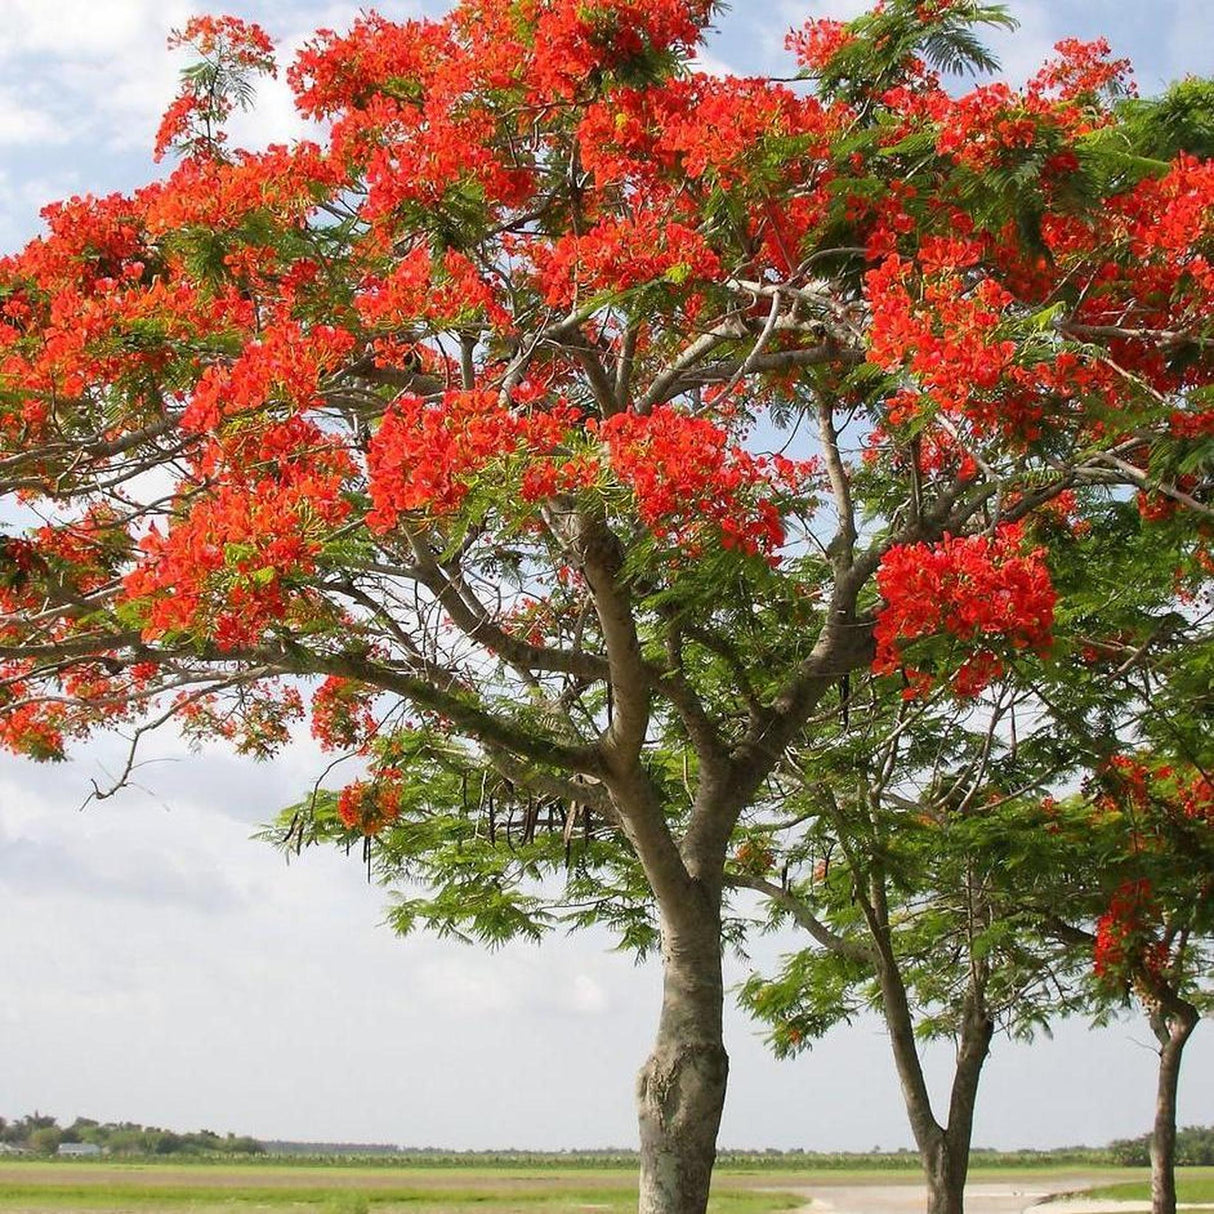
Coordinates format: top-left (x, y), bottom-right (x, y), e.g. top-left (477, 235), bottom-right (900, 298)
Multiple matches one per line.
top-left (873, 523), bottom-right (1056, 696)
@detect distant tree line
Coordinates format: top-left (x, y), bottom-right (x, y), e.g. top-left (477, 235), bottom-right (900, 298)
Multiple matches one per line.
top-left (1109, 1127), bottom-right (1214, 1168)
top-left (3, 1113), bottom-right (1213, 1166)
top-left (0, 1113), bottom-right (264, 1156)
top-left (262, 1140), bottom-right (402, 1155)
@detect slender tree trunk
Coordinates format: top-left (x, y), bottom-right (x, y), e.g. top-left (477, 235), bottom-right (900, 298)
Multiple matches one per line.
top-left (1148, 998), bottom-right (1199, 1214)
top-left (927, 1003), bottom-right (994, 1214)
top-left (864, 890), bottom-right (954, 1214)
top-left (636, 903), bottom-right (729, 1214)
top-left (870, 943), bottom-right (961, 1214)
top-left (865, 888), bottom-right (992, 1214)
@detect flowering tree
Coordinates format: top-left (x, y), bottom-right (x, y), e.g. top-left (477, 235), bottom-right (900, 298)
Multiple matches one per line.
top-left (0, 2), bottom-right (1211, 1211)
top-left (735, 689), bottom-right (1079, 1214)
top-left (986, 472), bottom-right (1214, 1214)
top-left (738, 436), bottom-right (1212, 1214)
top-left (1017, 751), bottom-right (1214, 1214)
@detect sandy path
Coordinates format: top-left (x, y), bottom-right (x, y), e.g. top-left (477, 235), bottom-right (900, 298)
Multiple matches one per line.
top-left (784, 1175), bottom-right (1124, 1214)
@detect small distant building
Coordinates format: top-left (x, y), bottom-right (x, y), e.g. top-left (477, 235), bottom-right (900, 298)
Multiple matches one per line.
top-left (56, 1143), bottom-right (102, 1157)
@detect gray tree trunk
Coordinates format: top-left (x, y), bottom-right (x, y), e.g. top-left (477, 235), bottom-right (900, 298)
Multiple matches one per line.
top-left (636, 907), bottom-right (729, 1214)
top-left (1149, 999), bottom-right (1199, 1214)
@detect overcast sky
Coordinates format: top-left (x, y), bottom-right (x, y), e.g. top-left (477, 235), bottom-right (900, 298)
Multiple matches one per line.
top-left (1, 0), bottom-right (1212, 1153)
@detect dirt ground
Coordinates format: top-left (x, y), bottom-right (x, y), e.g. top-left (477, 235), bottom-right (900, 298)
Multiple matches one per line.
top-left (789, 1177), bottom-right (1146, 1214)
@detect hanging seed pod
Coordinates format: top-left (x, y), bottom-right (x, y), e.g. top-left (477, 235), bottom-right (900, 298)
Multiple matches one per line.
top-left (523, 797), bottom-right (539, 844)
top-left (563, 803), bottom-right (580, 846)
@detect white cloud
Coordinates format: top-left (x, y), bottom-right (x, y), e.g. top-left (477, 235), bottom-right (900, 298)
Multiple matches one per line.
top-left (981, 0), bottom-right (1059, 86)
top-left (0, 91), bottom-right (69, 146)
top-left (414, 956), bottom-right (523, 1016)
top-left (565, 973), bottom-right (610, 1016)
top-left (689, 46), bottom-right (745, 77)
top-left (0, 0), bottom-right (167, 59)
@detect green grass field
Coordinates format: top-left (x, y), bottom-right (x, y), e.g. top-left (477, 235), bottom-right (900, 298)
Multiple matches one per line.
top-left (0, 1163), bottom-right (807, 1214)
top-left (1075, 1171), bottom-right (1214, 1204)
top-left (2, 1161), bottom-right (1211, 1214)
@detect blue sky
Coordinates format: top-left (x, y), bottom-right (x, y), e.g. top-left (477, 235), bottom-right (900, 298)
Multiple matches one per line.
top-left (0, 0), bottom-right (1211, 1151)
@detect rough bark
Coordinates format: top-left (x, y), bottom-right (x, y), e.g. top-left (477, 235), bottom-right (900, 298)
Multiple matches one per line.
top-left (923, 1138), bottom-right (969, 1214)
top-left (1148, 997), bottom-right (1199, 1214)
top-left (637, 903), bottom-right (729, 1214)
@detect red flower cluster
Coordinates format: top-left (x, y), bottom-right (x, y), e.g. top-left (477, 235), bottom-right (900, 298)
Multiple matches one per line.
top-left (785, 19), bottom-right (857, 72)
top-left (873, 523), bottom-right (1057, 696)
top-left (528, 0), bottom-right (710, 99)
top-left (145, 144), bottom-right (336, 234)
top-left (0, 700), bottom-right (68, 762)
top-left (184, 321), bottom-right (355, 433)
top-left (578, 76), bottom-right (837, 189)
top-left (155, 17), bottom-right (277, 162)
top-left (123, 417), bottom-right (353, 648)
top-left (1100, 754), bottom-right (1214, 828)
top-left (367, 391), bottom-right (581, 528)
top-left (934, 84), bottom-right (1041, 171)
top-left (598, 406), bottom-right (814, 557)
top-left (1094, 879), bottom-right (1168, 982)
top-left (866, 253), bottom-right (1022, 433)
top-left (1111, 154), bottom-right (1214, 316)
top-left (289, 15), bottom-right (445, 121)
top-left (311, 677), bottom-right (378, 752)
top-left (357, 246), bottom-right (510, 333)
top-left (337, 776), bottom-right (403, 836)
top-left (290, 13), bottom-right (533, 224)
top-left (1028, 38), bottom-right (1133, 104)
top-left (0, 513), bottom-right (139, 760)
top-left (537, 211), bottom-right (721, 308)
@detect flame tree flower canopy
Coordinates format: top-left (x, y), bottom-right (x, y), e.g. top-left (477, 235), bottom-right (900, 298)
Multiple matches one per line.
top-left (0, 3), bottom-right (1210, 1212)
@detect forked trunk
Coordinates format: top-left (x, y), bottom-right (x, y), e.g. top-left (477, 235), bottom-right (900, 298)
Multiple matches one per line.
top-left (904, 1007), bottom-right (990, 1214)
top-left (1149, 999), bottom-right (1199, 1214)
top-left (868, 909), bottom-right (992, 1214)
top-left (636, 910), bottom-right (729, 1214)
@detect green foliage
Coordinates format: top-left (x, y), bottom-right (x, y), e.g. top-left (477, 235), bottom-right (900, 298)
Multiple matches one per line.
top-left (0, 1165), bottom-right (806, 1214)
top-left (1116, 79), bottom-right (1214, 163)
top-left (26, 1129), bottom-right (62, 1157)
top-left (806, 0), bottom-right (1017, 103)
